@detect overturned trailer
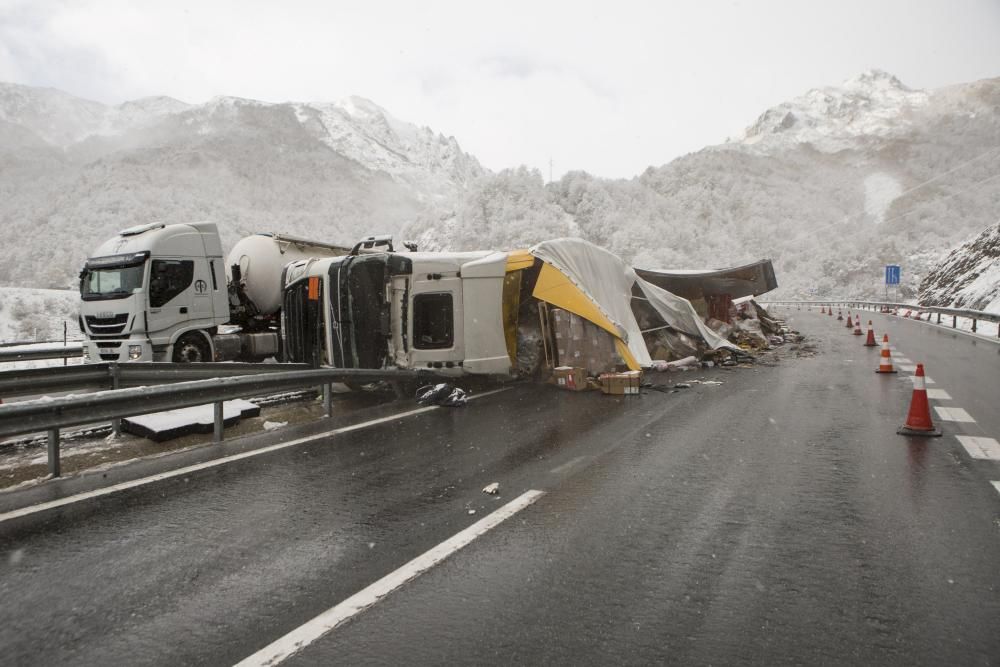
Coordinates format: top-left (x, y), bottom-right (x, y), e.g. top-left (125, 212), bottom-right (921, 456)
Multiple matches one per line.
top-left (279, 238), bottom-right (742, 377)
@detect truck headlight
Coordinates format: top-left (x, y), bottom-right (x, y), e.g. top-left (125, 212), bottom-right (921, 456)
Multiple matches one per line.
top-left (128, 345), bottom-right (142, 360)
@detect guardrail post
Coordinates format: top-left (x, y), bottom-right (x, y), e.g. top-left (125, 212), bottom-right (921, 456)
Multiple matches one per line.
top-left (63, 321), bottom-right (68, 367)
top-left (936, 313), bottom-right (941, 324)
top-left (972, 318), bottom-right (978, 333)
top-left (48, 428), bottom-right (61, 477)
top-left (213, 401), bottom-right (224, 442)
top-left (110, 363), bottom-right (122, 437)
top-left (323, 383), bottom-right (332, 418)
top-left (953, 315), bottom-right (957, 328)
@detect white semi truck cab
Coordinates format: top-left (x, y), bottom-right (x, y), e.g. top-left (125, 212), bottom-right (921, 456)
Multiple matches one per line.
top-left (78, 222), bottom-right (350, 362)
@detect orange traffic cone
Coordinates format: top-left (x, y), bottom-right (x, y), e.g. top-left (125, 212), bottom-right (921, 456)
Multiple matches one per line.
top-left (875, 334), bottom-right (897, 373)
top-left (864, 321), bottom-right (877, 346)
top-left (897, 364), bottom-right (942, 436)
top-left (827, 308), bottom-right (832, 317)
top-left (820, 305), bottom-right (826, 314)
top-left (845, 314), bottom-right (853, 329)
top-left (837, 310), bottom-right (843, 321)
top-left (853, 319), bottom-right (863, 335)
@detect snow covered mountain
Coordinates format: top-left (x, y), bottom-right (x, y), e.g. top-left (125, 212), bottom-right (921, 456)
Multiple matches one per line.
top-left (737, 70), bottom-right (930, 153)
top-left (0, 82), bottom-right (485, 289)
top-left (2, 72), bottom-right (998, 304)
top-left (919, 221), bottom-right (1000, 313)
top-left (406, 70), bottom-right (1000, 300)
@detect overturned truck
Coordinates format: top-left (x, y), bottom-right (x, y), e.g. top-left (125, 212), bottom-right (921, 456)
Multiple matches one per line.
top-left (280, 238), bottom-right (773, 377)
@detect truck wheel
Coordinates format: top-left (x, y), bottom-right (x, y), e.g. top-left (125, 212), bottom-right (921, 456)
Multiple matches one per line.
top-left (173, 333), bottom-right (211, 363)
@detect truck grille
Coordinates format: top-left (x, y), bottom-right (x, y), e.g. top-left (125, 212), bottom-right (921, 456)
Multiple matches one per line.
top-left (85, 313), bottom-right (129, 337)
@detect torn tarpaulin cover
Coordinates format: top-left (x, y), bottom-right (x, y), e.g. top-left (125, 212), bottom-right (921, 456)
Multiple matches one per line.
top-left (415, 383), bottom-right (468, 407)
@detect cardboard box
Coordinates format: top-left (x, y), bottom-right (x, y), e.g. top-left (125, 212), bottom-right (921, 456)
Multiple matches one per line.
top-left (550, 307), bottom-right (621, 375)
top-left (599, 370), bottom-right (642, 395)
top-left (552, 366), bottom-right (588, 391)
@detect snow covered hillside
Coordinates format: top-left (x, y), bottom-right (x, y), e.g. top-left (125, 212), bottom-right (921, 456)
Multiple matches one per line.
top-left (407, 71), bottom-right (1000, 299)
top-left (2, 72), bottom-right (998, 303)
top-left (0, 287), bottom-right (79, 343)
top-left (919, 221), bottom-right (1000, 313)
top-left (0, 82), bottom-right (484, 289)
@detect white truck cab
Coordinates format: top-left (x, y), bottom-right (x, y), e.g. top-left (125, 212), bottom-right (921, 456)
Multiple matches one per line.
top-left (79, 222), bottom-right (228, 362)
top-left (281, 249), bottom-right (513, 376)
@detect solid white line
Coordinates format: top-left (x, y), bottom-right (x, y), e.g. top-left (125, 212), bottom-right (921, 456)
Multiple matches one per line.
top-left (925, 389), bottom-right (951, 400)
top-left (992, 481), bottom-right (1000, 496)
top-left (235, 489), bottom-right (545, 667)
top-left (934, 407), bottom-right (976, 423)
top-left (956, 436), bottom-right (1000, 461)
top-left (0, 388), bottom-right (509, 524)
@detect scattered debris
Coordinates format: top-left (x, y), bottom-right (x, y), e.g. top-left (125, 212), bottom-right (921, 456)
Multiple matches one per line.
top-left (415, 383), bottom-right (468, 407)
top-left (675, 383), bottom-right (692, 389)
top-left (650, 355), bottom-right (699, 372)
top-left (482, 482), bottom-right (500, 495)
top-left (467, 509), bottom-right (476, 515)
top-left (262, 421), bottom-right (287, 431)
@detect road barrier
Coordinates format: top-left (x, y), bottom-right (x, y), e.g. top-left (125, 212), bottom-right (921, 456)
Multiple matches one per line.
top-left (762, 300), bottom-right (1000, 337)
top-left (0, 361), bottom-right (315, 399)
top-left (897, 364), bottom-right (942, 437)
top-left (875, 335), bottom-right (897, 374)
top-left (0, 367), bottom-right (428, 478)
top-left (0, 343), bottom-right (83, 363)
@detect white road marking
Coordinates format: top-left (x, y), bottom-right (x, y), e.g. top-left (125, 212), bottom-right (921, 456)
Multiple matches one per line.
top-left (934, 407), bottom-right (975, 423)
top-left (992, 481), bottom-right (1000, 496)
top-left (902, 375), bottom-right (935, 385)
top-left (549, 455), bottom-right (588, 475)
top-left (897, 364), bottom-right (916, 372)
top-left (925, 389), bottom-right (951, 400)
top-left (235, 489), bottom-right (545, 667)
top-left (956, 436), bottom-right (1000, 461)
top-left (893, 357), bottom-right (912, 364)
top-left (0, 388), bottom-right (510, 525)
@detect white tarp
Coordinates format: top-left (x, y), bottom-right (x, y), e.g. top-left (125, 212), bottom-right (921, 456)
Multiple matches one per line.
top-left (529, 238), bottom-right (738, 366)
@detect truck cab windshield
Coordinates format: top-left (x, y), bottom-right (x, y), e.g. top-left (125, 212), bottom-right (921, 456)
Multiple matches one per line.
top-left (80, 256), bottom-right (146, 301)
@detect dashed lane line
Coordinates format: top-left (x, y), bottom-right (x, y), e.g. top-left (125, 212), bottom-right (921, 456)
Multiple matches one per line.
top-left (992, 482), bottom-right (1000, 497)
top-left (0, 388), bottom-right (510, 525)
top-left (234, 489), bottom-right (546, 667)
top-left (549, 455), bottom-right (589, 475)
top-left (955, 436), bottom-right (1000, 461)
top-left (934, 407), bottom-right (976, 423)
top-left (897, 364), bottom-right (917, 372)
top-left (925, 389), bottom-right (952, 400)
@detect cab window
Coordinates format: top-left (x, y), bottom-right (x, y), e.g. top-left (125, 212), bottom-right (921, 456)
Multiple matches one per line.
top-left (149, 260), bottom-right (194, 307)
top-left (412, 293), bottom-right (454, 349)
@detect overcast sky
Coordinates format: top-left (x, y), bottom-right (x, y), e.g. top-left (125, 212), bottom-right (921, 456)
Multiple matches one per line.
top-left (2, 0), bottom-right (999, 178)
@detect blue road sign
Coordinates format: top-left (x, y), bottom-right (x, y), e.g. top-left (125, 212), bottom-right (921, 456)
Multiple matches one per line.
top-left (885, 265), bottom-right (901, 286)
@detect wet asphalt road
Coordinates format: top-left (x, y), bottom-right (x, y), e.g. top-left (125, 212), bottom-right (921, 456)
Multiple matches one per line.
top-left (1, 308), bottom-right (999, 666)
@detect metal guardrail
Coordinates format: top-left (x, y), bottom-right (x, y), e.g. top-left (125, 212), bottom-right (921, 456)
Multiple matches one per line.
top-left (0, 367), bottom-right (428, 477)
top-left (761, 300), bottom-right (1000, 336)
top-left (0, 343), bottom-right (83, 363)
top-left (0, 361), bottom-right (314, 399)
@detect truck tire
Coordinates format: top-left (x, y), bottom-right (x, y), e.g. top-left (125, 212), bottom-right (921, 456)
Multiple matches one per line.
top-left (173, 333), bottom-right (211, 363)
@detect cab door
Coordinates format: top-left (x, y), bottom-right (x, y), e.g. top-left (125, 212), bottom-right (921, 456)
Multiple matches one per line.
top-left (408, 273), bottom-right (464, 372)
top-left (146, 258), bottom-right (196, 340)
